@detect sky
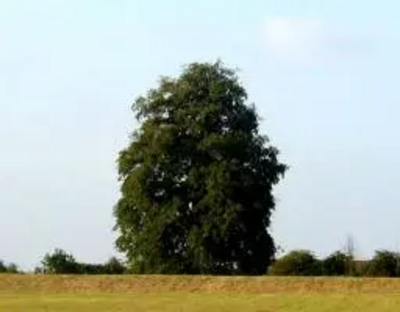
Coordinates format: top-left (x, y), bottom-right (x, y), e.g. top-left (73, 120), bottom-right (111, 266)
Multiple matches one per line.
top-left (1, 0), bottom-right (400, 269)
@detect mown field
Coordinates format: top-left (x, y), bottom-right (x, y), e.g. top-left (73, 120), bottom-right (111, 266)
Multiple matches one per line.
top-left (2, 275), bottom-right (400, 311)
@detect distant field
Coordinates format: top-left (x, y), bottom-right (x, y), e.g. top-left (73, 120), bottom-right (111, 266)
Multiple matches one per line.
top-left (2, 275), bottom-right (400, 311)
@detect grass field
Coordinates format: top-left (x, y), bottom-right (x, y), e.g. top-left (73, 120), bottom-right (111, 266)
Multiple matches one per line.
top-left (2, 275), bottom-right (400, 311)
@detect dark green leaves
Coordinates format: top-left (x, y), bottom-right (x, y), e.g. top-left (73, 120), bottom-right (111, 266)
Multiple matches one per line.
top-left (114, 61), bottom-right (287, 275)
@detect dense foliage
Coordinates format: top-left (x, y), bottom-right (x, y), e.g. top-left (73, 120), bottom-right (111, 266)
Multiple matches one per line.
top-left (268, 250), bottom-right (321, 276)
top-left (5, 247), bottom-right (400, 277)
top-left (321, 251), bottom-right (351, 276)
top-left (114, 61), bottom-right (287, 275)
top-left (268, 249), bottom-right (400, 277)
top-left (366, 250), bottom-right (400, 277)
top-left (36, 249), bottom-right (127, 275)
top-left (0, 260), bottom-right (20, 274)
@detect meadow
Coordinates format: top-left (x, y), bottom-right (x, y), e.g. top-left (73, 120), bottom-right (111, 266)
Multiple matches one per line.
top-left (1, 275), bottom-right (400, 311)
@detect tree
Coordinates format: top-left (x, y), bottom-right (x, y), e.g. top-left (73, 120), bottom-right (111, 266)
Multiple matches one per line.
top-left (103, 257), bottom-right (127, 274)
top-left (321, 251), bottom-right (350, 276)
top-left (0, 260), bottom-right (20, 274)
top-left (5, 263), bottom-right (19, 274)
top-left (114, 61), bottom-right (287, 275)
top-left (268, 250), bottom-right (321, 276)
top-left (343, 234), bottom-right (357, 276)
top-left (367, 250), bottom-right (400, 277)
top-left (0, 260), bottom-right (6, 273)
top-left (40, 249), bottom-right (80, 274)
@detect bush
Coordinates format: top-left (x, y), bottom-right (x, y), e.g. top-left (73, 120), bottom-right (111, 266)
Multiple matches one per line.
top-left (78, 263), bottom-right (105, 274)
top-left (78, 258), bottom-right (127, 275)
top-left (37, 248), bottom-right (128, 275)
top-left (367, 250), bottom-right (400, 277)
top-left (103, 257), bottom-right (127, 274)
top-left (321, 251), bottom-right (350, 276)
top-left (40, 249), bottom-right (80, 274)
top-left (268, 250), bottom-right (322, 276)
top-left (4, 263), bottom-right (19, 274)
top-left (0, 260), bottom-right (7, 273)
top-left (0, 260), bottom-right (20, 274)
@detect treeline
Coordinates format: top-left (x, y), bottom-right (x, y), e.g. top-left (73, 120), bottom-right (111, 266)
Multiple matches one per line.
top-left (0, 249), bottom-right (128, 275)
top-left (0, 260), bottom-right (20, 274)
top-left (269, 249), bottom-right (400, 277)
top-left (3, 248), bottom-right (400, 277)
top-left (34, 249), bottom-right (128, 274)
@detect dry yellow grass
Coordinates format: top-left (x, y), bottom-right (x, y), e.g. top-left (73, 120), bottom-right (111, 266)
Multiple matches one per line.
top-left (3, 293), bottom-right (400, 312)
top-left (2, 275), bottom-right (400, 311)
top-left (2, 274), bottom-right (400, 294)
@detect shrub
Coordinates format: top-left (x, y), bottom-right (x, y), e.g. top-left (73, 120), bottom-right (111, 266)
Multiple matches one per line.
top-left (321, 251), bottom-right (350, 276)
top-left (40, 249), bottom-right (80, 274)
top-left (78, 263), bottom-right (105, 275)
top-left (367, 250), bottom-right (400, 277)
top-left (37, 248), bottom-right (128, 275)
top-left (0, 260), bottom-right (6, 273)
top-left (268, 250), bottom-right (322, 276)
top-left (5, 263), bottom-right (19, 274)
top-left (103, 257), bottom-right (127, 274)
top-left (0, 260), bottom-right (20, 274)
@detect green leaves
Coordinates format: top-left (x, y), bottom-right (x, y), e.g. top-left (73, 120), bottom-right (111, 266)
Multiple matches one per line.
top-left (114, 61), bottom-right (287, 275)
top-left (0, 260), bottom-right (20, 274)
top-left (37, 249), bottom-right (128, 275)
top-left (268, 250), bottom-right (322, 276)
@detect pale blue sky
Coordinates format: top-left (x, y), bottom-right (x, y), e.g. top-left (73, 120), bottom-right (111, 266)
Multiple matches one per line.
top-left (1, 0), bottom-right (400, 269)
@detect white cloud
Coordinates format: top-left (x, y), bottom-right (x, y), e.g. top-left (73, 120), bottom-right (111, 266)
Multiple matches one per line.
top-left (263, 17), bottom-right (374, 65)
top-left (265, 17), bottom-right (329, 61)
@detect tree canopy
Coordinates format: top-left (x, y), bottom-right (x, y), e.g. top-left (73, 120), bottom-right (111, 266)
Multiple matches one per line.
top-left (114, 61), bottom-right (287, 275)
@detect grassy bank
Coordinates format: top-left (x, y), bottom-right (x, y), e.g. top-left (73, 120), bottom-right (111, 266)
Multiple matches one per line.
top-left (1, 275), bottom-right (400, 311)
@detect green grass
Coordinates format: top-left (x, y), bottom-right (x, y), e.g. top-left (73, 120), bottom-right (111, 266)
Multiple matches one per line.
top-left (2, 275), bottom-right (400, 311)
top-left (1, 293), bottom-right (400, 311)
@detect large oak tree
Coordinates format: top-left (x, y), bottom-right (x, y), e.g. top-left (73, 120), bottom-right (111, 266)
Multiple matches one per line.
top-left (114, 61), bottom-right (287, 275)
